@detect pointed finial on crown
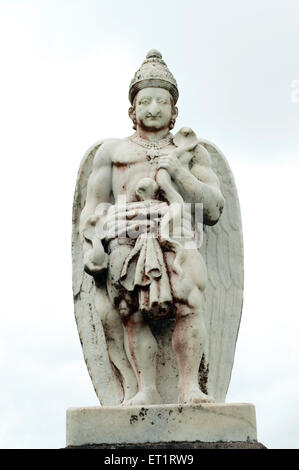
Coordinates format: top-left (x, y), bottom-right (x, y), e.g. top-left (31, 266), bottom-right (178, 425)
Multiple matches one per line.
top-left (129, 50), bottom-right (179, 105)
top-left (146, 49), bottom-right (162, 59)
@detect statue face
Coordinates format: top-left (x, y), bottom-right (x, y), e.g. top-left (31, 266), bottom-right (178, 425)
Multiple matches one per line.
top-left (134, 88), bottom-right (174, 131)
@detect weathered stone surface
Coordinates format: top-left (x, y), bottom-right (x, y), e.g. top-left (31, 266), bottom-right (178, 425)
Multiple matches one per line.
top-left (72, 50), bottom-right (244, 408)
top-left (68, 49), bottom-right (257, 452)
top-left (66, 403), bottom-right (257, 447)
top-left (66, 441), bottom-right (266, 449)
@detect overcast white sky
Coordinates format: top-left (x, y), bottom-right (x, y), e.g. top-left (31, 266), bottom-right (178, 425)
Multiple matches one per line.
top-left (0, 0), bottom-right (298, 449)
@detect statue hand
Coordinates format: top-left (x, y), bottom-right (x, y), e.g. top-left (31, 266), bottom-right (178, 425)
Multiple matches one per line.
top-left (83, 237), bottom-right (108, 277)
top-left (157, 151), bottom-right (184, 178)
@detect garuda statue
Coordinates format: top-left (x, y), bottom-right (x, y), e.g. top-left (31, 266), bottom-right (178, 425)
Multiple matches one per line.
top-left (72, 50), bottom-right (243, 407)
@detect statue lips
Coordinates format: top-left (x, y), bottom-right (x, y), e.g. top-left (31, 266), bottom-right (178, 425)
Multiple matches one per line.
top-left (146, 113), bottom-right (162, 119)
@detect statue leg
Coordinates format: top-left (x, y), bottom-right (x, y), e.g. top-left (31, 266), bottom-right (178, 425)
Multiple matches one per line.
top-left (121, 309), bottom-right (162, 406)
top-left (94, 287), bottom-right (137, 402)
top-left (172, 287), bottom-right (215, 404)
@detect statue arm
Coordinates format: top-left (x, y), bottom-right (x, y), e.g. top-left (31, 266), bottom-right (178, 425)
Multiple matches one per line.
top-left (79, 141), bottom-right (114, 275)
top-left (166, 144), bottom-right (224, 225)
top-left (189, 159), bottom-right (224, 226)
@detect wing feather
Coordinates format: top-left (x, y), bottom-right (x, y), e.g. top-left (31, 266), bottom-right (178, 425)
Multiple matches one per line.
top-left (200, 140), bottom-right (244, 402)
top-left (72, 140), bottom-right (123, 405)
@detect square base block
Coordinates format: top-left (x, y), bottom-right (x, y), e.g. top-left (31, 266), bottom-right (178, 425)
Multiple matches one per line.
top-left (66, 402), bottom-right (257, 447)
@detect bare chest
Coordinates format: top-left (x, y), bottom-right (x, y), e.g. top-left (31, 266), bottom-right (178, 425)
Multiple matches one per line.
top-left (111, 140), bottom-right (174, 202)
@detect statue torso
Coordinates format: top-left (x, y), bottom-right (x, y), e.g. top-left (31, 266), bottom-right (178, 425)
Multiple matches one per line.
top-left (111, 137), bottom-right (178, 203)
top-left (107, 135), bottom-right (208, 302)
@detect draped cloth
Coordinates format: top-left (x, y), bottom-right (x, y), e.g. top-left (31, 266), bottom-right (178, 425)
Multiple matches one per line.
top-left (119, 231), bottom-right (173, 318)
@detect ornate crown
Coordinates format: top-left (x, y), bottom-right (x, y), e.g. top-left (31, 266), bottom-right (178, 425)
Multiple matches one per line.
top-left (129, 49), bottom-right (179, 105)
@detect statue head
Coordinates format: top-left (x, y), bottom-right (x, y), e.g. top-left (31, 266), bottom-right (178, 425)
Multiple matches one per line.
top-left (128, 50), bottom-right (179, 131)
top-left (129, 87), bottom-right (178, 132)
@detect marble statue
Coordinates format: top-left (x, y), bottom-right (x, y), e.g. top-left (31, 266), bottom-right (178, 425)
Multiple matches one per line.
top-left (72, 50), bottom-right (244, 407)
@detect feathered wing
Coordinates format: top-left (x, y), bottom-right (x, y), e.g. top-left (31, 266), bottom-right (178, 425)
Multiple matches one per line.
top-left (72, 140), bottom-right (125, 406)
top-left (199, 140), bottom-right (244, 402)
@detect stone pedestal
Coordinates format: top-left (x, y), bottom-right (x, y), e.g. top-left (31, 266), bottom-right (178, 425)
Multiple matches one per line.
top-left (66, 403), bottom-right (258, 448)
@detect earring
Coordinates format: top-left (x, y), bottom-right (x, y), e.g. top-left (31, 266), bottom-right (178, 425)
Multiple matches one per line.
top-left (169, 119), bottom-right (175, 130)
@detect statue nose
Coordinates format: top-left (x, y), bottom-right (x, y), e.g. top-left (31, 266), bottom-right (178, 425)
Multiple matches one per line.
top-left (148, 101), bottom-right (160, 115)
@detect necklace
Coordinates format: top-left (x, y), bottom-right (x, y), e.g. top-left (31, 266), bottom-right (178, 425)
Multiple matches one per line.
top-left (130, 133), bottom-right (173, 160)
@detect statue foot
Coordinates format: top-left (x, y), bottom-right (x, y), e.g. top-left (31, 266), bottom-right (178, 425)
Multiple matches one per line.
top-left (179, 386), bottom-right (215, 405)
top-left (121, 388), bottom-right (163, 406)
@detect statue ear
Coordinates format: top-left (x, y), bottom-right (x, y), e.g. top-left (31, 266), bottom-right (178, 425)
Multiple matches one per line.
top-left (128, 106), bottom-right (135, 120)
top-left (169, 105), bottom-right (178, 130)
top-left (128, 106), bottom-right (137, 130)
top-left (172, 106), bottom-right (178, 120)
